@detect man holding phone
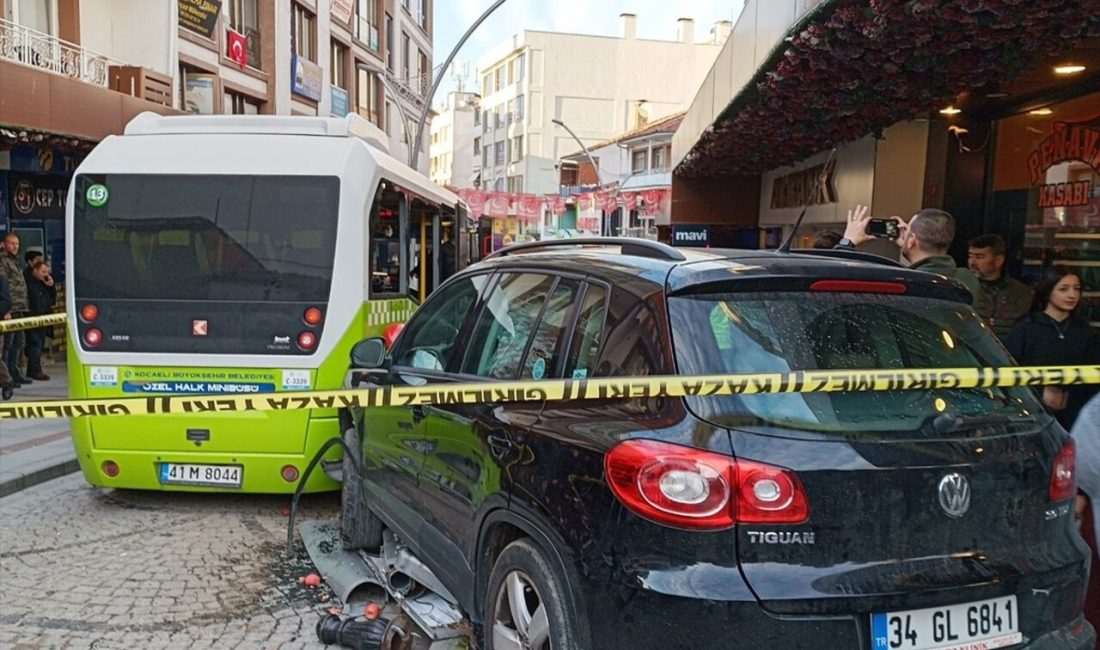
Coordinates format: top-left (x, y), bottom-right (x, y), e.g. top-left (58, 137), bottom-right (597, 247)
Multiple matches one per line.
top-left (837, 204), bottom-right (982, 302)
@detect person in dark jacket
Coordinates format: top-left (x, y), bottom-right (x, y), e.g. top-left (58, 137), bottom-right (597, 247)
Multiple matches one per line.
top-left (0, 274), bottom-right (13, 399)
top-left (24, 260), bottom-right (57, 381)
top-left (1006, 265), bottom-right (1100, 430)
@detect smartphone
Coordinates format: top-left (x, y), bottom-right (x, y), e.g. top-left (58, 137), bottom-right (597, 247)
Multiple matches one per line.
top-left (866, 218), bottom-right (899, 239)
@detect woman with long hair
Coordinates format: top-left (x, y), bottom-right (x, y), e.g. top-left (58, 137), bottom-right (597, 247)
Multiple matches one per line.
top-left (1006, 265), bottom-right (1100, 430)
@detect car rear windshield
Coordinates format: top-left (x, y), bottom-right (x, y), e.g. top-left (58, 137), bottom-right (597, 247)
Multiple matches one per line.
top-left (73, 174), bottom-right (339, 303)
top-left (669, 292), bottom-right (1042, 434)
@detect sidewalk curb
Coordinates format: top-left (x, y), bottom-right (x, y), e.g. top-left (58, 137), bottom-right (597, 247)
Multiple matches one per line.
top-left (0, 456), bottom-right (80, 498)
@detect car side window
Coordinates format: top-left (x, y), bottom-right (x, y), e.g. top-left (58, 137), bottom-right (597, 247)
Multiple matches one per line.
top-left (519, 278), bottom-right (581, 380)
top-left (564, 284), bottom-right (607, 379)
top-left (392, 275), bottom-right (482, 372)
top-left (461, 273), bottom-right (555, 379)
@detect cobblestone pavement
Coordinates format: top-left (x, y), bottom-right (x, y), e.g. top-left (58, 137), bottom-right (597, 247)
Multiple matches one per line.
top-left (0, 473), bottom-right (344, 649)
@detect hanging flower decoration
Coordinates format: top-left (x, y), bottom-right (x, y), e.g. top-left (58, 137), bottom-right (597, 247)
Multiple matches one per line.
top-left (676, 0), bottom-right (1100, 178)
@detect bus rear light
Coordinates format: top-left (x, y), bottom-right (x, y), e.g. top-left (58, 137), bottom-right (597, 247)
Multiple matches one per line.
top-left (297, 331), bottom-right (317, 350)
top-left (84, 328), bottom-right (103, 347)
top-left (281, 465), bottom-right (300, 483)
top-left (80, 304), bottom-right (99, 322)
top-left (304, 307), bottom-right (324, 326)
top-left (102, 460), bottom-right (120, 477)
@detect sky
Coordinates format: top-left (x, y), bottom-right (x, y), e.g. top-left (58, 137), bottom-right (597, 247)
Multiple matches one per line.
top-left (431, 0), bottom-right (746, 107)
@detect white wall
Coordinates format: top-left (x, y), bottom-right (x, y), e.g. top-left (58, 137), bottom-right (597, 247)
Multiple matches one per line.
top-left (80, 0), bottom-right (174, 75)
top-left (477, 28), bottom-right (721, 195)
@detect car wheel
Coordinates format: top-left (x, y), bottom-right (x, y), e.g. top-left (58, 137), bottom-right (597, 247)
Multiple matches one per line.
top-left (485, 539), bottom-right (580, 650)
top-left (340, 426), bottom-right (383, 552)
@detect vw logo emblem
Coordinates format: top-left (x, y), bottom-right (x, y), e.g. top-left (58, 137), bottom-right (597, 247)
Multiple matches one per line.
top-left (938, 473), bottom-right (971, 518)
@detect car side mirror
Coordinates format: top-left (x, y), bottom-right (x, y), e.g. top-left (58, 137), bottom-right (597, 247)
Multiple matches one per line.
top-left (350, 337), bottom-right (388, 369)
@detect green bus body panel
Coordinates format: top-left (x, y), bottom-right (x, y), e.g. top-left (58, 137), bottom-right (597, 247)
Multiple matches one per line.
top-left (67, 299), bottom-right (416, 493)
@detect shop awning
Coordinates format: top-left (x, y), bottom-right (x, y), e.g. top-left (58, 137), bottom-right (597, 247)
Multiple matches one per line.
top-left (676, 0), bottom-right (1100, 178)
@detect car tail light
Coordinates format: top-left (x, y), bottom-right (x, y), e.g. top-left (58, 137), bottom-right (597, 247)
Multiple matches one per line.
top-left (1049, 439), bottom-right (1076, 502)
top-left (304, 307), bottom-right (324, 326)
top-left (80, 303), bottom-right (99, 322)
top-left (297, 331), bottom-right (317, 350)
top-left (102, 460), bottom-right (119, 477)
top-left (281, 465), bottom-right (300, 482)
top-left (605, 440), bottom-right (809, 530)
top-left (84, 328), bottom-right (103, 347)
top-left (810, 280), bottom-right (907, 294)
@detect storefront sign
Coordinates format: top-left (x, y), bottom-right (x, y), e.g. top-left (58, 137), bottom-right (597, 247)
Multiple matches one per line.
top-left (672, 224), bottom-right (710, 247)
top-left (770, 159), bottom-right (838, 209)
top-left (10, 145), bottom-right (82, 175)
top-left (178, 0), bottom-right (222, 39)
top-left (330, 86), bottom-right (350, 117)
top-left (292, 55), bottom-right (324, 101)
top-left (8, 173), bottom-right (69, 220)
top-left (1027, 121), bottom-right (1100, 186)
top-left (331, 0), bottom-right (354, 23)
top-left (1038, 180), bottom-right (1092, 208)
top-left (183, 71), bottom-right (216, 114)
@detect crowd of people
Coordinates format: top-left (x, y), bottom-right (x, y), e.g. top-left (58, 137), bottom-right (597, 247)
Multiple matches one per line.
top-left (835, 204), bottom-right (1100, 624)
top-left (0, 232), bottom-right (57, 402)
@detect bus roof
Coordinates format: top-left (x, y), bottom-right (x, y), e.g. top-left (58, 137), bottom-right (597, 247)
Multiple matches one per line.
top-left (124, 112), bottom-right (390, 153)
top-left (120, 112), bottom-right (458, 209)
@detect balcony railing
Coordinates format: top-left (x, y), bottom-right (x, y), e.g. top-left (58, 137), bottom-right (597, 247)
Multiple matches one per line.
top-left (0, 18), bottom-right (123, 87)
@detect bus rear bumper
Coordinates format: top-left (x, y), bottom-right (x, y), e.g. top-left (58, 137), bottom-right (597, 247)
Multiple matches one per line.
top-left (74, 446), bottom-right (341, 494)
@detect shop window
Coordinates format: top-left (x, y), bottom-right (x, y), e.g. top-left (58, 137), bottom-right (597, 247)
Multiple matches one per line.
top-left (355, 0), bottom-right (379, 50)
top-left (356, 67), bottom-right (379, 125)
top-left (292, 3), bottom-right (315, 61)
top-left (226, 0), bottom-right (261, 69)
top-left (331, 41), bottom-right (347, 88)
top-left (991, 91), bottom-right (1100, 328)
top-left (224, 91), bottom-right (262, 115)
top-left (181, 65), bottom-right (217, 115)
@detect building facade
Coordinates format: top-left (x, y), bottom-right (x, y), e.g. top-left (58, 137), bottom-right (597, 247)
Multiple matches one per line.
top-left (429, 90), bottom-right (478, 188)
top-left (670, 0), bottom-right (1099, 326)
top-left (1, 0), bottom-right (435, 283)
top-left (475, 14), bottom-right (729, 197)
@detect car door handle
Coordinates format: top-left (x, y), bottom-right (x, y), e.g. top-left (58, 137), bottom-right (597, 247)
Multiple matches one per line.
top-left (487, 434), bottom-right (514, 461)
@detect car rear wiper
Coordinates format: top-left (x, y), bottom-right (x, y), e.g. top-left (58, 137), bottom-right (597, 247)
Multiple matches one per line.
top-left (929, 414), bottom-right (1012, 435)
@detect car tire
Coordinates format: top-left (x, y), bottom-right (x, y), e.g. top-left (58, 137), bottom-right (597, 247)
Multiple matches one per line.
top-left (340, 426), bottom-right (383, 552)
top-left (484, 539), bottom-right (581, 650)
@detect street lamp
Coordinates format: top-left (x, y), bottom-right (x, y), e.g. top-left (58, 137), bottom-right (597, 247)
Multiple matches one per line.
top-left (553, 118), bottom-right (607, 237)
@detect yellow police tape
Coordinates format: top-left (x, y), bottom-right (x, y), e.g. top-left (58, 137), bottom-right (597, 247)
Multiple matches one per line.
top-left (1, 365), bottom-right (1097, 421)
top-left (0, 312), bottom-right (67, 333)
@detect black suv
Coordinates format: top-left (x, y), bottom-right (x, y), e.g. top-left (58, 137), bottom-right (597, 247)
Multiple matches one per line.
top-left (341, 239), bottom-right (1094, 650)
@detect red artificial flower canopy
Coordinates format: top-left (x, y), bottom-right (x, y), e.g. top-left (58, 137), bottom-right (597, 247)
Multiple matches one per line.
top-left (676, 0), bottom-right (1100, 178)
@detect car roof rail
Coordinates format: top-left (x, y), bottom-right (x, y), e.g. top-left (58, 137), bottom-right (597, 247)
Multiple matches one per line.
top-left (486, 238), bottom-right (687, 262)
top-left (793, 248), bottom-right (905, 267)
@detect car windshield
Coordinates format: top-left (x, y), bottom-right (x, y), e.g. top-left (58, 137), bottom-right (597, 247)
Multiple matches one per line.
top-left (669, 291), bottom-right (1043, 435)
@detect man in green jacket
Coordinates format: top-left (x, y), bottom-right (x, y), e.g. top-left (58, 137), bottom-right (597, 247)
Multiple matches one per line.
top-left (838, 205), bottom-right (983, 304)
top-left (967, 233), bottom-right (1033, 340)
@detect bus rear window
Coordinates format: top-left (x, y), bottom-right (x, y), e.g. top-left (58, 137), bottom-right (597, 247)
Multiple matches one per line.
top-left (73, 174), bottom-right (339, 303)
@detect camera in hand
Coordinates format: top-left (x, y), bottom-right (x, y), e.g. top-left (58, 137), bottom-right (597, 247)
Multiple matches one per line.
top-left (866, 218), bottom-right (898, 239)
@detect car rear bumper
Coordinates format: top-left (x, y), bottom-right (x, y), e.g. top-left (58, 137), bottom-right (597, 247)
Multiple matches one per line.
top-left (580, 581), bottom-right (1095, 650)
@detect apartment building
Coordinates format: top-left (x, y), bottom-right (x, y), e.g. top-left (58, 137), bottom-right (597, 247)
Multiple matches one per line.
top-left (475, 14), bottom-right (729, 196)
top-left (1, 0), bottom-right (435, 276)
top-left (429, 90), bottom-right (479, 188)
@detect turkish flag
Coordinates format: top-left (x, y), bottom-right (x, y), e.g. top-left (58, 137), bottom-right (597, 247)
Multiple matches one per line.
top-left (227, 29), bottom-right (248, 66)
top-left (515, 194), bottom-right (541, 221)
top-left (460, 189), bottom-right (488, 217)
top-left (545, 194), bottom-right (566, 216)
top-left (621, 192), bottom-right (638, 212)
top-left (488, 192), bottom-right (511, 218)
